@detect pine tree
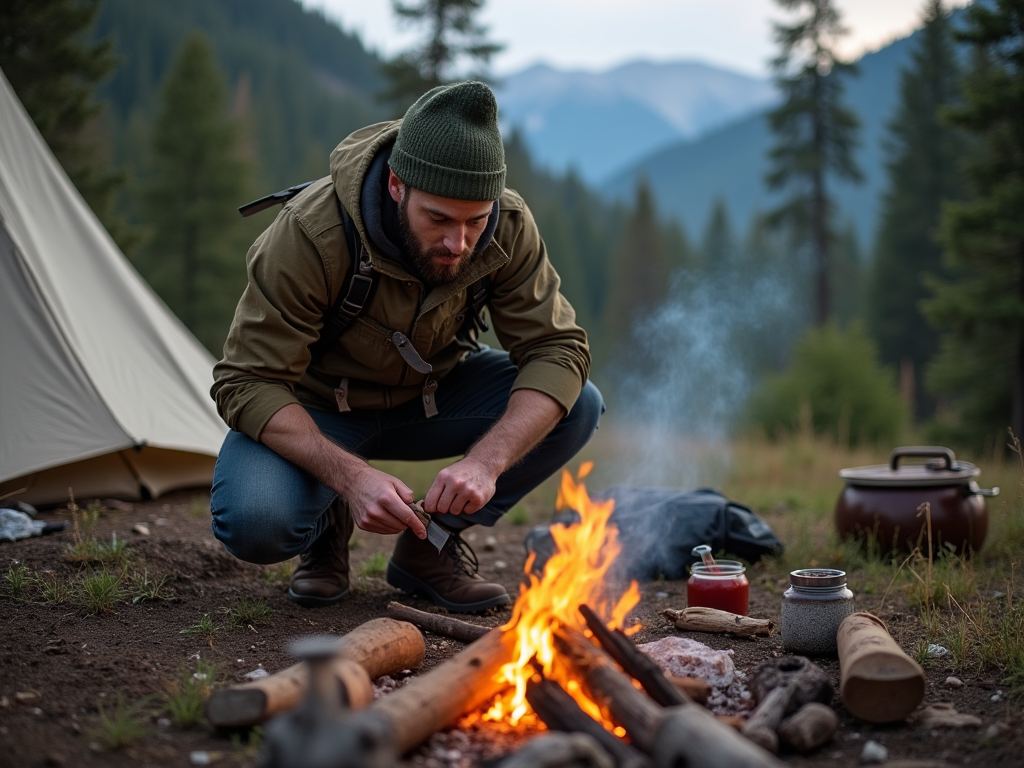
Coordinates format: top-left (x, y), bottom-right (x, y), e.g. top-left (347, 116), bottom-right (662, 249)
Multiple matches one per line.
top-left (0, 0), bottom-right (124, 238)
top-left (700, 199), bottom-right (736, 276)
top-left (137, 33), bottom-right (251, 354)
top-left (765, 0), bottom-right (862, 325)
top-left (867, 1), bottom-right (964, 420)
top-left (380, 0), bottom-right (503, 111)
top-left (606, 178), bottom-right (672, 350)
top-left (923, 0), bottom-right (1024, 448)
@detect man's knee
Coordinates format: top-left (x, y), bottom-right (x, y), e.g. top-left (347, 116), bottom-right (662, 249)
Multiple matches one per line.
top-left (210, 497), bottom-right (313, 565)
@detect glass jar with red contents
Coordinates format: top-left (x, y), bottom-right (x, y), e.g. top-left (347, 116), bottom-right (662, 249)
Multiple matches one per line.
top-left (686, 561), bottom-right (749, 615)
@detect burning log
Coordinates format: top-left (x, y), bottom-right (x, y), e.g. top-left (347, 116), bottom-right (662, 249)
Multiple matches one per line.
top-left (525, 675), bottom-right (652, 768)
top-left (661, 607), bottom-right (774, 637)
top-left (555, 628), bottom-right (784, 768)
top-left (205, 618), bottom-right (425, 728)
top-left (579, 604), bottom-right (686, 707)
top-left (368, 627), bottom-right (511, 754)
top-left (385, 600), bottom-right (491, 642)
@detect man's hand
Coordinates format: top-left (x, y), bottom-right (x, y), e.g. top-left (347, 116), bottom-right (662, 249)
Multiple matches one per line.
top-left (424, 456), bottom-right (497, 515)
top-left (424, 389), bottom-right (565, 516)
top-left (344, 464), bottom-right (425, 536)
top-left (259, 404), bottom-right (426, 539)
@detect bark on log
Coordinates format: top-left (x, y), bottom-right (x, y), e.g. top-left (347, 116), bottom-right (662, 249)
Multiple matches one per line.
top-left (661, 607), bottom-right (774, 637)
top-left (578, 604), bottom-right (687, 708)
top-left (386, 601), bottom-right (491, 642)
top-left (525, 676), bottom-right (652, 768)
top-left (555, 628), bottom-right (784, 768)
top-left (205, 618), bottom-right (425, 728)
top-left (369, 627), bottom-right (512, 754)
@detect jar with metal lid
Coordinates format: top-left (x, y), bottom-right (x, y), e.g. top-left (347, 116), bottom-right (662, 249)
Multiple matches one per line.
top-left (781, 569), bottom-right (855, 655)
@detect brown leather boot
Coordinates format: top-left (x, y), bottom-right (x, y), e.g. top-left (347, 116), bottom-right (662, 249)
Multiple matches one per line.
top-left (287, 499), bottom-right (353, 608)
top-left (387, 528), bottom-right (510, 613)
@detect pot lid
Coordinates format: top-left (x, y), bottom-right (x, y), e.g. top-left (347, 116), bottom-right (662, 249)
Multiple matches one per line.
top-left (839, 446), bottom-right (980, 487)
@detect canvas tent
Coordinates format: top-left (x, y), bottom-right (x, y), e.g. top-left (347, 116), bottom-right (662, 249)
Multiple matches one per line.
top-left (0, 68), bottom-right (228, 506)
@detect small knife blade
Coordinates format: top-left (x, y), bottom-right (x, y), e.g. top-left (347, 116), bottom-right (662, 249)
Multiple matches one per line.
top-left (410, 501), bottom-right (450, 553)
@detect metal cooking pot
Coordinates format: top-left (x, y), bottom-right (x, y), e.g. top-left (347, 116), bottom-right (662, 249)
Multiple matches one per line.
top-left (834, 446), bottom-right (998, 555)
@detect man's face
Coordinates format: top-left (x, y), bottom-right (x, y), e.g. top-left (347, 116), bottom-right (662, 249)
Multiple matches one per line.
top-left (389, 170), bottom-right (493, 287)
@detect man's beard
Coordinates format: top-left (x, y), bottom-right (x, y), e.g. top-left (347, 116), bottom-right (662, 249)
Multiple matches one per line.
top-left (397, 193), bottom-right (476, 287)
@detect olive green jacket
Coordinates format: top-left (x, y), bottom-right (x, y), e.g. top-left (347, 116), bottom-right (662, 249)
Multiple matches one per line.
top-left (211, 122), bottom-right (590, 441)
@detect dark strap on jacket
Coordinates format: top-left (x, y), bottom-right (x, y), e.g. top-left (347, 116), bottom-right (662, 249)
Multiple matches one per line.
top-left (238, 180), bottom-right (491, 359)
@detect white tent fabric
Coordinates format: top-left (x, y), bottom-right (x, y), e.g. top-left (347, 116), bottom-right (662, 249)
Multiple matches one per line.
top-left (0, 68), bottom-right (227, 505)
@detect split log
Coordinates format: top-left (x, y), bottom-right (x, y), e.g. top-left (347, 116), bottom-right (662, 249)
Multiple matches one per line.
top-left (661, 607), bottom-right (774, 637)
top-left (386, 600), bottom-right (491, 642)
top-left (578, 604), bottom-right (687, 708)
top-left (525, 676), bottom-right (652, 768)
top-left (555, 628), bottom-right (784, 768)
top-left (777, 703), bottom-right (839, 753)
top-left (205, 618), bottom-right (425, 728)
top-left (369, 627), bottom-right (512, 754)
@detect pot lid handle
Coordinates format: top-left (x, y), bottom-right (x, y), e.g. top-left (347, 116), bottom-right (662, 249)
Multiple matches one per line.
top-left (890, 446), bottom-right (956, 471)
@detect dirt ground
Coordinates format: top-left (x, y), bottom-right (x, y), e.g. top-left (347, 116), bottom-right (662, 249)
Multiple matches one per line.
top-left (1, 490), bottom-right (1022, 768)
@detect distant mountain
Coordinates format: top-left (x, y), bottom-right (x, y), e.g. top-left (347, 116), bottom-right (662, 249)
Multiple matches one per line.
top-left (606, 31), bottom-right (921, 246)
top-left (495, 61), bottom-right (776, 183)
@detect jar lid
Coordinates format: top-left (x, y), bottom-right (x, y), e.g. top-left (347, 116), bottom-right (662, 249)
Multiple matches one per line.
top-left (789, 568), bottom-right (847, 588)
top-left (690, 561), bottom-right (745, 577)
top-left (839, 446), bottom-right (979, 487)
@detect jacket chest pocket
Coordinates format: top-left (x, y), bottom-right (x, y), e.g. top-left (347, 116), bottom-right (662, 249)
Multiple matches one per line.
top-left (421, 296), bottom-right (468, 358)
top-left (334, 317), bottom-right (401, 383)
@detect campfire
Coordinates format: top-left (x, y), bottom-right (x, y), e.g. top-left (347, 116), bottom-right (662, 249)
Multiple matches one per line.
top-left (223, 464), bottom-right (784, 768)
top-left (481, 462), bottom-right (641, 729)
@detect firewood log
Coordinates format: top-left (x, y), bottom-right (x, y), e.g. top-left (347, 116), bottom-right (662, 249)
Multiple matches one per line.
top-left (555, 628), bottom-right (784, 768)
top-left (386, 600), bottom-right (491, 642)
top-left (205, 618), bottom-right (425, 728)
top-left (661, 607), bottom-right (774, 637)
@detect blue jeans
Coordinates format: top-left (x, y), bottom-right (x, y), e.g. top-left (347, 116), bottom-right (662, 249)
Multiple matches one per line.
top-left (210, 348), bottom-right (604, 564)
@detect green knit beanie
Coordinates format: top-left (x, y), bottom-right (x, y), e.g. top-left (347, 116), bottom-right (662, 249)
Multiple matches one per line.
top-left (390, 81), bottom-right (506, 201)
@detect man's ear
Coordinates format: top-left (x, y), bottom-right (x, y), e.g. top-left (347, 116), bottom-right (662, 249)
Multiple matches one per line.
top-left (387, 169), bottom-right (405, 204)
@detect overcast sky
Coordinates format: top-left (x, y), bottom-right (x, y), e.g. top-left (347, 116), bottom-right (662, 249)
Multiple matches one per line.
top-left (300, 0), bottom-right (971, 77)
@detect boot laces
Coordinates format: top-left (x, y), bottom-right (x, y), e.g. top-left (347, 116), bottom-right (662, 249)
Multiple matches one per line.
top-left (445, 533), bottom-right (480, 577)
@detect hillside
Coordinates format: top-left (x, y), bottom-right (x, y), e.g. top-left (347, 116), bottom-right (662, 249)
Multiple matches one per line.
top-left (92, 0), bottom-right (386, 188)
top-left (606, 30), bottom-right (918, 245)
top-left (495, 60), bottom-right (775, 183)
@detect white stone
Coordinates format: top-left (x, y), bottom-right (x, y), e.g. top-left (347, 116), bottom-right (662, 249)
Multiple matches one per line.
top-left (944, 676), bottom-right (964, 687)
top-left (483, 536), bottom-right (498, 551)
top-left (926, 644), bottom-right (950, 658)
top-left (860, 740), bottom-right (888, 764)
top-left (132, 523), bottom-right (150, 536)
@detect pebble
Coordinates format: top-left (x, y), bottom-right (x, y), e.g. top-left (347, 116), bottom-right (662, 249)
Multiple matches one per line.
top-left (860, 740), bottom-right (888, 764)
top-left (244, 667), bottom-right (268, 681)
top-left (986, 722), bottom-right (1010, 739)
top-left (190, 751), bottom-right (222, 765)
top-left (655, 591), bottom-right (669, 599)
top-left (155, 517), bottom-right (169, 526)
top-left (483, 536), bottom-right (497, 551)
top-left (926, 644), bottom-right (950, 658)
top-left (494, 560), bottom-right (507, 571)
top-left (157, 718), bottom-right (171, 728)
top-left (15, 691), bottom-right (40, 703)
top-left (0, 696), bottom-right (8, 708)
top-left (944, 676), bottom-right (964, 687)
top-left (990, 690), bottom-right (1003, 702)
top-left (132, 523), bottom-right (150, 536)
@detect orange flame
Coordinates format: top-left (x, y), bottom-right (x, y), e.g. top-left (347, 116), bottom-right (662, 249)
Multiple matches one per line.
top-left (483, 466), bottom-right (640, 726)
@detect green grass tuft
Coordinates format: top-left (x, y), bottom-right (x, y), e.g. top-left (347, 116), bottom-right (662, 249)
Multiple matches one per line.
top-left (5, 562), bottom-right (30, 600)
top-left (130, 570), bottom-right (174, 603)
top-left (78, 569), bottom-right (126, 614)
top-left (228, 596), bottom-right (274, 627)
top-left (164, 659), bottom-right (214, 727)
top-left (89, 694), bottom-right (151, 750)
top-left (358, 551), bottom-right (388, 577)
top-left (36, 572), bottom-right (74, 605)
top-left (180, 614), bottom-right (219, 645)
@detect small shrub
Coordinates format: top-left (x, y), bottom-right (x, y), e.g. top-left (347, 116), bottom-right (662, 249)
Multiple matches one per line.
top-left (130, 570), bottom-right (174, 603)
top-left (180, 614), bottom-right (219, 645)
top-left (5, 562), bottom-right (30, 600)
top-left (747, 322), bottom-right (907, 445)
top-left (68, 532), bottom-right (132, 569)
top-left (164, 659), bottom-right (214, 727)
top-left (78, 569), bottom-right (126, 614)
top-left (358, 552), bottom-right (387, 577)
top-left (89, 693), bottom-right (150, 749)
top-left (228, 596), bottom-right (273, 627)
